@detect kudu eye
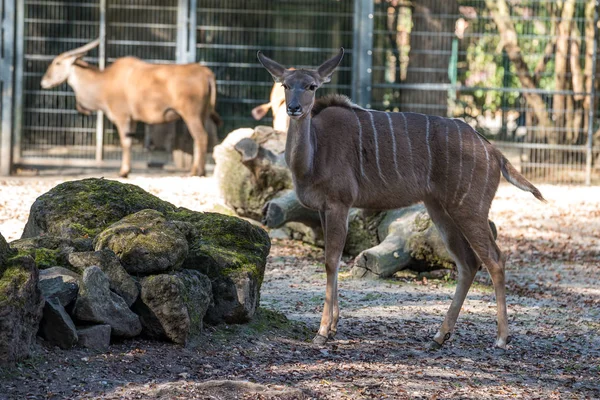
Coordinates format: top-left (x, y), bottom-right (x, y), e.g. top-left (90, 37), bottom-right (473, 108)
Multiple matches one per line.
top-left (308, 84), bottom-right (317, 91)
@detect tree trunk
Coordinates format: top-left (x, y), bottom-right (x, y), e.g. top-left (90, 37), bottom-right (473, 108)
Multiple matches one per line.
top-left (262, 190), bottom-right (321, 229)
top-left (583, 0), bottom-right (597, 136)
top-left (486, 0), bottom-right (553, 134)
top-left (554, 0), bottom-right (576, 141)
top-left (401, 0), bottom-right (459, 115)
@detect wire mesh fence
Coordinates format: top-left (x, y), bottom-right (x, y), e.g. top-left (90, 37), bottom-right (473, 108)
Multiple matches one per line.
top-left (370, 0), bottom-right (600, 184)
top-left (4, 0), bottom-right (600, 183)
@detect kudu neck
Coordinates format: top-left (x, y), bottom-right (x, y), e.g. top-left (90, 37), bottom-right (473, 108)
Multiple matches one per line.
top-left (286, 114), bottom-right (315, 179)
top-left (68, 64), bottom-right (106, 112)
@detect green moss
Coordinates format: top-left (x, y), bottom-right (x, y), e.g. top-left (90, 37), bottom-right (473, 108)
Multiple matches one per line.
top-left (168, 208), bottom-right (270, 283)
top-left (25, 178), bottom-right (176, 239)
top-left (13, 247), bottom-right (62, 270)
top-left (0, 262), bottom-right (31, 306)
top-left (211, 308), bottom-right (310, 341)
top-left (407, 233), bottom-right (454, 271)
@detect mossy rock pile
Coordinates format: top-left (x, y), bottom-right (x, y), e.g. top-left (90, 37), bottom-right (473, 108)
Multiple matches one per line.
top-left (0, 238), bottom-right (45, 364)
top-left (1, 178), bottom-right (271, 361)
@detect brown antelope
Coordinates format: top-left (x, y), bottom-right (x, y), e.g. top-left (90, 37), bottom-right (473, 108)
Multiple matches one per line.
top-left (251, 78), bottom-right (289, 133)
top-left (257, 48), bottom-right (545, 349)
top-left (41, 39), bottom-right (220, 177)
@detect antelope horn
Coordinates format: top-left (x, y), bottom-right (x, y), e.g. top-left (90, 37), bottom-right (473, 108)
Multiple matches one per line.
top-left (60, 38), bottom-right (101, 59)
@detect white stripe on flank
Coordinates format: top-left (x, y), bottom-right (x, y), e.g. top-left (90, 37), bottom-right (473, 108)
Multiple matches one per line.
top-left (475, 131), bottom-right (490, 212)
top-left (367, 111), bottom-right (387, 183)
top-left (451, 119), bottom-right (463, 204)
top-left (385, 113), bottom-right (401, 179)
top-left (425, 115), bottom-right (432, 190)
top-left (458, 126), bottom-right (477, 207)
top-left (444, 124), bottom-right (450, 204)
top-left (351, 108), bottom-right (367, 179)
top-left (400, 112), bottom-right (418, 184)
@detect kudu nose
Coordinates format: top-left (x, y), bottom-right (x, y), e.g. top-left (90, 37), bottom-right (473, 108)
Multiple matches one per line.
top-left (287, 104), bottom-right (302, 116)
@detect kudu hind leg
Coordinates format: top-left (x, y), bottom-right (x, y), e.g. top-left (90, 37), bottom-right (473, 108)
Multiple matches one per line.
top-left (451, 212), bottom-right (509, 349)
top-left (314, 206), bottom-right (349, 345)
top-left (182, 116), bottom-right (209, 176)
top-left (424, 199), bottom-right (480, 348)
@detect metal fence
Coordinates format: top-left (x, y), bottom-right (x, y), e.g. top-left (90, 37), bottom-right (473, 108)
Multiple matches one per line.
top-left (369, 0), bottom-right (600, 184)
top-left (1, 0), bottom-right (599, 184)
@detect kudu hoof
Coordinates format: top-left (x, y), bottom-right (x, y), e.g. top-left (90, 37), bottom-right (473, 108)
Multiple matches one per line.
top-left (328, 331), bottom-right (337, 340)
top-left (119, 171), bottom-right (130, 178)
top-left (495, 336), bottom-right (511, 350)
top-left (427, 340), bottom-right (443, 351)
top-left (312, 334), bottom-right (328, 345)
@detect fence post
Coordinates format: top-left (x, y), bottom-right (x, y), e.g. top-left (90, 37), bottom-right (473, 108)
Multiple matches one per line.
top-left (0, 0), bottom-right (15, 175)
top-left (585, 1), bottom-right (599, 186)
top-left (95, 0), bottom-right (106, 164)
top-left (352, 0), bottom-right (374, 108)
top-left (177, 0), bottom-right (197, 63)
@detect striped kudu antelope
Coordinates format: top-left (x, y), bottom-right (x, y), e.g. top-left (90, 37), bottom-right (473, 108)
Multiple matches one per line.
top-left (257, 49), bottom-right (545, 349)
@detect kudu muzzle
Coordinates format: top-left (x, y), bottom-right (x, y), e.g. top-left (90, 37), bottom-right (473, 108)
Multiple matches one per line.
top-left (286, 91), bottom-right (304, 117)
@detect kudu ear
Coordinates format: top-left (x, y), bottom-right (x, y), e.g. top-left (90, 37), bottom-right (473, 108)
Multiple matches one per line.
top-left (317, 48), bottom-right (344, 84)
top-left (257, 51), bottom-right (287, 83)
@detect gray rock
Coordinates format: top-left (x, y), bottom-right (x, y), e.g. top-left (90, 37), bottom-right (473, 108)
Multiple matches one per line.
top-left (94, 209), bottom-right (188, 275)
top-left (0, 254), bottom-right (45, 364)
top-left (170, 209), bottom-right (270, 324)
top-left (77, 325), bottom-right (111, 352)
top-left (0, 231), bottom-right (12, 267)
top-left (22, 178), bottom-right (176, 240)
top-left (10, 236), bottom-right (93, 269)
top-left (205, 270), bottom-right (259, 325)
top-left (68, 249), bottom-right (138, 306)
top-left (136, 270), bottom-right (212, 344)
top-left (39, 297), bottom-right (78, 349)
top-left (73, 266), bottom-right (141, 338)
top-left (38, 276), bottom-right (78, 307)
top-left (39, 266), bottom-right (80, 284)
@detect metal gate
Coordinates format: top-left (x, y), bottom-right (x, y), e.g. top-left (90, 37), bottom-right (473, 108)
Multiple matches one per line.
top-left (15, 0), bottom-right (181, 168)
top-left (4, 0), bottom-right (600, 183)
top-left (10, 0), bottom-right (356, 170)
top-left (0, 0), bottom-right (17, 175)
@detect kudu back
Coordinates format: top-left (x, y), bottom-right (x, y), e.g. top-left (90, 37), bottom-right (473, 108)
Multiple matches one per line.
top-left (257, 48), bottom-right (544, 349)
top-left (41, 39), bottom-right (219, 177)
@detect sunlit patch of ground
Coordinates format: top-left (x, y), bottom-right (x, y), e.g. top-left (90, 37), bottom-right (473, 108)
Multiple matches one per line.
top-left (0, 175), bottom-right (598, 399)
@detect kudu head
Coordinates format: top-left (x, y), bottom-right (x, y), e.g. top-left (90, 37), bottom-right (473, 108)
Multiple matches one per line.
top-left (257, 48), bottom-right (344, 119)
top-left (40, 39), bottom-right (101, 89)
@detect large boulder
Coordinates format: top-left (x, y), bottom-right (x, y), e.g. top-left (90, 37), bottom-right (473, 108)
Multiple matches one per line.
top-left (168, 208), bottom-right (271, 324)
top-left (0, 250), bottom-right (44, 364)
top-left (68, 249), bottom-right (138, 306)
top-left (135, 270), bottom-right (213, 345)
top-left (73, 266), bottom-right (141, 338)
top-left (213, 126), bottom-right (291, 220)
top-left (94, 210), bottom-right (188, 276)
top-left (38, 297), bottom-right (78, 349)
top-left (22, 178), bottom-right (175, 240)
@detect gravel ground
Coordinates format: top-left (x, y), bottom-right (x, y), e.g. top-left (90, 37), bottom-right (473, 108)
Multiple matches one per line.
top-left (0, 173), bottom-right (599, 399)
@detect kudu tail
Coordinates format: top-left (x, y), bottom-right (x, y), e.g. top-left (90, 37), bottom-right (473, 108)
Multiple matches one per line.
top-left (500, 156), bottom-right (546, 202)
top-left (208, 75), bottom-right (218, 113)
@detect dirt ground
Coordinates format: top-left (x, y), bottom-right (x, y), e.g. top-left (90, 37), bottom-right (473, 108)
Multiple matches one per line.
top-left (0, 172), bottom-right (599, 399)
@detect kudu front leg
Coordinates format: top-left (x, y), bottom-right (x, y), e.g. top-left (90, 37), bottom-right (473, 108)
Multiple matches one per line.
top-left (314, 206), bottom-right (349, 345)
top-left (115, 119), bottom-right (135, 178)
